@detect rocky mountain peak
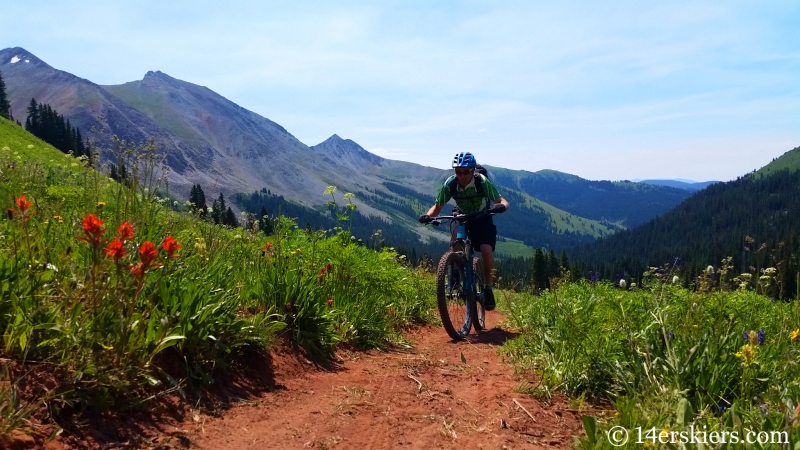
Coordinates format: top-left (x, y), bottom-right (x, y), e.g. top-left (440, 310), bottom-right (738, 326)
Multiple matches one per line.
top-left (0, 47), bottom-right (49, 69)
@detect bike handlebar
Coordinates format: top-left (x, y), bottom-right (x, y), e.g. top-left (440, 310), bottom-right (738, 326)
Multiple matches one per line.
top-left (425, 208), bottom-right (498, 226)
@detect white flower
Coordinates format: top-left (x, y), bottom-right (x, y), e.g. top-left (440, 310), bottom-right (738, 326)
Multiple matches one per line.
top-left (672, 275), bottom-right (679, 284)
top-left (706, 265), bottom-right (715, 274)
top-left (619, 279), bottom-right (627, 289)
top-left (46, 263), bottom-right (58, 272)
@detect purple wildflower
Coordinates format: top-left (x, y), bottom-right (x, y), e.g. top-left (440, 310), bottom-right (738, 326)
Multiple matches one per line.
top-left (757, 330), bottom-right (765, 346)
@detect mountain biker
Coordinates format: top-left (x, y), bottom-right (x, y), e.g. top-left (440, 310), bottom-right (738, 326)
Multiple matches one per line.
top-left (418, 152), bottom-right (509, 311)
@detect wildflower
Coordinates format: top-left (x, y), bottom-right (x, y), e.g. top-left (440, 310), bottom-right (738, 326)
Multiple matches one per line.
top-left (77, 214), bottom-right (106, 247)
top-left (673, 257), bottom-right (681, 266)
top-left (388, 306), bottom-right (395, 315)
top-left (326, 298), bottom-right (334, 306)
top-left (790, 329), bottom-right (799, 341)
top-left (15, 196), bottom-right (34, 215)
top-left (718, 405), bottom-right (728, 414)
top-left (343, 193), bottom-right (355, 200)
top-left (757, 329), bottom-right (765, 346)
top-left (138, 241), bottom-right (160, 267)
top-left (116, 222), bottom-right (135, 241)
top-left (195, 237), bottom-right (207, 255)
top-left (53, 215), bottom-right (64, 224)
top-left (706, 265), bottom-right (715, 274)
top-left (96, 201), bottom-right (106, 208)
top-left (160, 236), bottom-right (182, 259)
top-left (104, 238), bottom-right (128, 263)
top-left (130, 241), bottom-right (162, 279)
top-left (744, 331), bottom-right (749, 344)
top-left (667, 331), bottom-right (674, 340)
top-left (672, 275), bottom-right (679, 285)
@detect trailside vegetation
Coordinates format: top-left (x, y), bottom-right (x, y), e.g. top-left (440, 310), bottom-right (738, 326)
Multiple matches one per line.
top-left (502, 270), bottom-right (800, 447)
top-left (0, 119), bottom-right (434, 437)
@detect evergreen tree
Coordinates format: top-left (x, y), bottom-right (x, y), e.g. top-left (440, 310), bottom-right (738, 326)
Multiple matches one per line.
top-left (224, 207), bottom-right (239, 228)
top-left (25, 98), bottom-right (38, 134)
top-left (210, 202), bottom-right (220, 224)
top-left (258, 205), bottom-right (273, 234)
top-left (0, 70), bottom-right (11, 120)
top-left (559, 251), bottom-right (570, 274)
top-left (189, 184), bottom-right (208, 218)
top-left (532, 248), bottom-right (547, 291)
top-left (547, 249), bottom-right (560, 281)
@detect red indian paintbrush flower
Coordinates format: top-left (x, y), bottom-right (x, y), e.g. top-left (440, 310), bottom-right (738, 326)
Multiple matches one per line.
top-left (130, 241), bottom-right (162, 280)
top-left (15, 196), bottom-right (34, 216)
top-left (117, 222), bottom-right (135, 241)
top-left (138, 241), bottom-right (159, 267)
top-left (160, 236), bottom-right (181, 259)
top-left (104, 238), bottom-right (128, 263)
top-left (77, 214), bottom-right (106, 246)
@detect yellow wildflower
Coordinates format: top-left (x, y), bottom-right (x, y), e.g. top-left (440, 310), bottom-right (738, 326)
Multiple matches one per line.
top-left (791, 329), bottom-right (799, 341)
top-left (53, 215), bottom-right (64, 224)
top-left (96, 201), bottom-right (106, 208)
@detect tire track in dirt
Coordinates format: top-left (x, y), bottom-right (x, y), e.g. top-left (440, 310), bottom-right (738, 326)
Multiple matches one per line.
top-left (182, 312), bottom-right (584, 449)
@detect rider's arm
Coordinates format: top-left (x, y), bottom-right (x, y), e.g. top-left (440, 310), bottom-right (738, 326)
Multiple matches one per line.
top-left (426, 204), bottom-right (443, 217)
top-left (493, 196), bottom-right (509, 211)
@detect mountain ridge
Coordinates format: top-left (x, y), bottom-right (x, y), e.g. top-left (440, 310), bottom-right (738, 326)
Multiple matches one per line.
top-left (1, 46), bottom-right (698, 252)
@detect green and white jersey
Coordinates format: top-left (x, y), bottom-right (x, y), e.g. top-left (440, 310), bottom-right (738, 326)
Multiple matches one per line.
top-left (435, 174), bottom-right (502, 214)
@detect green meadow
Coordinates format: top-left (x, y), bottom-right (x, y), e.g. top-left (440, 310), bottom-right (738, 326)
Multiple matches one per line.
top-left (2, 116), bottom-right (799, 448)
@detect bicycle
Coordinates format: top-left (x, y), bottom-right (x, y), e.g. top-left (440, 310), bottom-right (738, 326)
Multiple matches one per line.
top-left (423, 209), bottom-right (497, 340)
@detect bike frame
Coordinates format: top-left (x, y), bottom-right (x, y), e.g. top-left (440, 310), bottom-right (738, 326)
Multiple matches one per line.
top-left (428, 210), bottom-right (494, 338)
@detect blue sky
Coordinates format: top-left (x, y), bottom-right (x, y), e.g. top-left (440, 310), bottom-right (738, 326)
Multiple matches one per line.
top-left (2, 1), bottom-right (798, 181)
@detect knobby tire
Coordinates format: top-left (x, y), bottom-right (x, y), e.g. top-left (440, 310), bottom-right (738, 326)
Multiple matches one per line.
top-left (436, 251), bottom-right (471, 340)
top-left (472, 257), bottom-right (486, 332)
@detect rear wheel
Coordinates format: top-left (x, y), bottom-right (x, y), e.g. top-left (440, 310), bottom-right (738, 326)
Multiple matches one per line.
top-left (472, 257), bottom-right (486, 332)
top-left (436, 251), bottom-right (471, 340)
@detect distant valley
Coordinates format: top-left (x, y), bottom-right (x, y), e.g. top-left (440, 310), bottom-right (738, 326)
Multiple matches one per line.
top-left (1, 46), bottom-right (698, 256)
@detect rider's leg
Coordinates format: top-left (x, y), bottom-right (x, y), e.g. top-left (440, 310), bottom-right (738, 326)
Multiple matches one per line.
top-left (480, 244), bottom-right (494, 285)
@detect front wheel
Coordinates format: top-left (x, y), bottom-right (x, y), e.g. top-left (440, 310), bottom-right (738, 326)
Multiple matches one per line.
top-left (436, 251), bottom-right (471, 340)
top-left (472, 257), bottom-right (486, 332)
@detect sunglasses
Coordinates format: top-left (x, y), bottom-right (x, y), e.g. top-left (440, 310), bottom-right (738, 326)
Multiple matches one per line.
top-left (455, 169), bottom-right (472, 176)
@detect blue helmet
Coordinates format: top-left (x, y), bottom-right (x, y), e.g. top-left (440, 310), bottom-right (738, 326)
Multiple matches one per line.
top-left (451, 152), bottom-right (477, 168)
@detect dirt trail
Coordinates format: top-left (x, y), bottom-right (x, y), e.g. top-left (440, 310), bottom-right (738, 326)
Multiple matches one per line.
top-left (175, 312), bottom-right (584, 449)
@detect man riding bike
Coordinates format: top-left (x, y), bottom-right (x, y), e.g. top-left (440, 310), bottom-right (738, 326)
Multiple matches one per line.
top-left (419, 152), bottom-right (510, 310)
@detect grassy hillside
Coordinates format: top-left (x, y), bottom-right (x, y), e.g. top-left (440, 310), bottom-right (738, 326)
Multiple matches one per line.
top-left (756, 145), bottom-right (800, 178)
top-left (0, 117), bottom-right (434, 435)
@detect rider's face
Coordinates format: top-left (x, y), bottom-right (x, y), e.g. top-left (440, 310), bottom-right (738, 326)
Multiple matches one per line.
top-left (455, 168), bottom-right (473, 186)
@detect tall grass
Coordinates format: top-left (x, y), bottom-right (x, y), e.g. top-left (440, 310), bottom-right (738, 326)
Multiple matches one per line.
top-left (503, 271), bottom-right (800, 447)
top-left (0, 118), bottom-right (434, 434)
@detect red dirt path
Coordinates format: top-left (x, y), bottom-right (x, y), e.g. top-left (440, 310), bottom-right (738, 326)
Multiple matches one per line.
top-left (11, 312), bottom-right (585, 449)
top-left (178, 312), bottom-right (584, 449)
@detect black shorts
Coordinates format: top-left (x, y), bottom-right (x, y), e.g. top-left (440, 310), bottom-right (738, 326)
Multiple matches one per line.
top-left (465, 218), bottom-right (497, 253)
